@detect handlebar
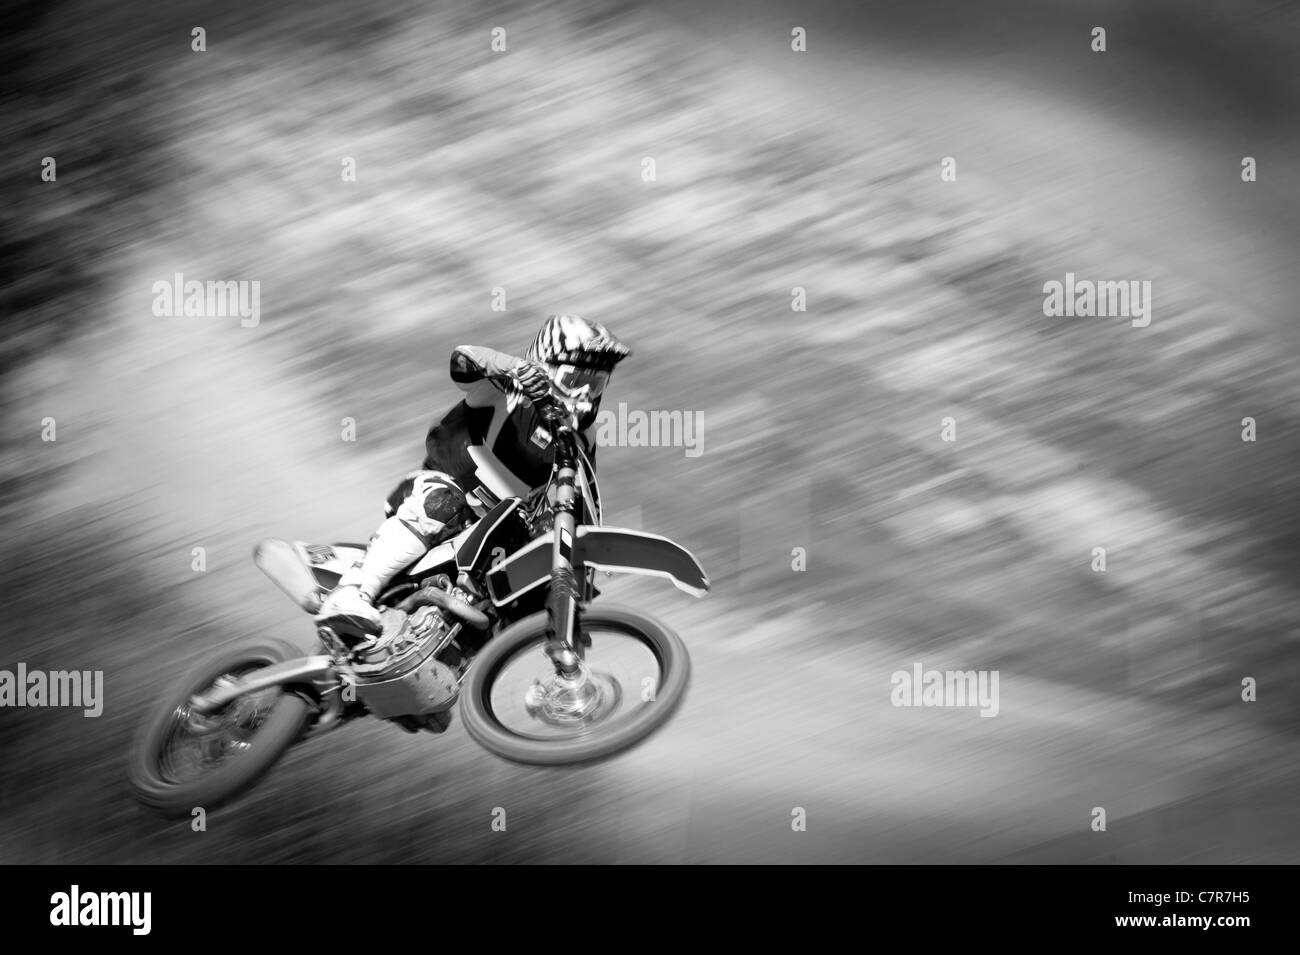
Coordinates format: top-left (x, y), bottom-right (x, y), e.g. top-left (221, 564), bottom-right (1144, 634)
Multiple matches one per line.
top-left (536, 393), bottom-right (592, 433)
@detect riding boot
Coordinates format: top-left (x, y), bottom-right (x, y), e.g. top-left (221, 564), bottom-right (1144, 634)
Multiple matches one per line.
top-left (315, 517), bottom-right (428, 635)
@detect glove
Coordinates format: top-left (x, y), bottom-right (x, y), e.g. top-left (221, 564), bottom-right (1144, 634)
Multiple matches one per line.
top-left (511, 359), bottom-right (553, 404)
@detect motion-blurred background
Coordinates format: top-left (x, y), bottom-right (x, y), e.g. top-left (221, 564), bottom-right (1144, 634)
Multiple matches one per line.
top-left (3, 0), bottom-right (1299, 863)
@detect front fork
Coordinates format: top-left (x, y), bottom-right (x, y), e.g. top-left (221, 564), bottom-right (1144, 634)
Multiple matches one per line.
top-left (545, 444), bottom-right (586, 679)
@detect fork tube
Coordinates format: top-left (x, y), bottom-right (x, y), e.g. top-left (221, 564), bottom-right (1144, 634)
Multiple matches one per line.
top-left (545, 434), bottom-right (582, 676)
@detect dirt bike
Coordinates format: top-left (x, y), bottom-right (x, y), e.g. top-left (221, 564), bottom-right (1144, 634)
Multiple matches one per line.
top-left (128, 396), bottom-right (709, 818)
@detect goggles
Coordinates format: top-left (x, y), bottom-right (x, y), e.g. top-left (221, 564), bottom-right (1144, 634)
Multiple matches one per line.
top-left (550, 364), bottom-right (610, 401)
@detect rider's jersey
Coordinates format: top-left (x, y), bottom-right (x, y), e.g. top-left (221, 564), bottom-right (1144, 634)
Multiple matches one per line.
top-left (423, 345), bottom-right (599, 508)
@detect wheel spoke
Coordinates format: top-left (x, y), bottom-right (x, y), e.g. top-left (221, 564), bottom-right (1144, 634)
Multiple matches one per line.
top-left (485, 627), bottom-right (663, 742)
top-left (156, 668), bottom-right (275, 784)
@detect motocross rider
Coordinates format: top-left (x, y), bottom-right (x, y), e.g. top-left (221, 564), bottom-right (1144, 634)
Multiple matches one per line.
top-left (315, 314), bottom-right (631, 637)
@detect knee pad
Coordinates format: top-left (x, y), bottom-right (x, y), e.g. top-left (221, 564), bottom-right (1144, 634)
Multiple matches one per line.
top-left (384, 474), bottom-right (420, 517)
top-left (393, 473), bottom-right (472, 542)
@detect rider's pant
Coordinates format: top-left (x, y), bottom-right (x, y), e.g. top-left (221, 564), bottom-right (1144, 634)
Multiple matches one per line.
top-left (338, 470), bottom-right (477, 600)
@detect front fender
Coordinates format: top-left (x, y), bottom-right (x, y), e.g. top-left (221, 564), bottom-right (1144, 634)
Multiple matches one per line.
top-left (576, 526), bottom-right (710, 596)
top-left (485, 526), bottom-right (710, 606)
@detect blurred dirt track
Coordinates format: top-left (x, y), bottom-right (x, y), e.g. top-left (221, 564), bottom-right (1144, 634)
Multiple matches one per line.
top-left (2, 0), bottom-right (1298, 863)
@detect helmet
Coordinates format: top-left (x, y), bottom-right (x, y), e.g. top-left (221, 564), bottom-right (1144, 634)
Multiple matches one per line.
top-left (526, 314), bottom-right (630, 371)
top-left (525, 314), bottom-right (630, 402)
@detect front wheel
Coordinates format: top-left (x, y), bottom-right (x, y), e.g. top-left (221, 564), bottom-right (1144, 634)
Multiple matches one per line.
top-left (460, 605), bottom-right (691, 765)
top-left (128, 638), bottom-right (313, 817)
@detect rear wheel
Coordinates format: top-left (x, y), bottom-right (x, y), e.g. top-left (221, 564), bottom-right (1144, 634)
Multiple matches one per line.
top-left (128, 638), bottom-right (313, 818)
top-left (460, 605), bottom-right (690, 765)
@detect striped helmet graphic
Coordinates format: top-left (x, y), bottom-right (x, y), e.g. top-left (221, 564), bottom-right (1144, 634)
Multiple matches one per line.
top-left (526, 314), bottom-right (631, 370)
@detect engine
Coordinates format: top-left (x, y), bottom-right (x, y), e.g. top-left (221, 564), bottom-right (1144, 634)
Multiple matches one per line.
top-left (347, 595), bottom-right (467, 719)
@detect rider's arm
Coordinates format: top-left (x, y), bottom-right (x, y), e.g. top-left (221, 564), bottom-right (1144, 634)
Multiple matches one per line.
top-left (449, 345), bottom-right (525, 408)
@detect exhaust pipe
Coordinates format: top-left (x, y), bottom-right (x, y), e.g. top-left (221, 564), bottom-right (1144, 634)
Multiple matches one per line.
top-left (396, 584), bottom-right (490, 630)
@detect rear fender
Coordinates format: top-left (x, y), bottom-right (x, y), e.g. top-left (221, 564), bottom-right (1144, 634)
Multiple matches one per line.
top-left (255, 539), bottom-right (335, 613)
top-left (256, 536), bottom-right (462, 613)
